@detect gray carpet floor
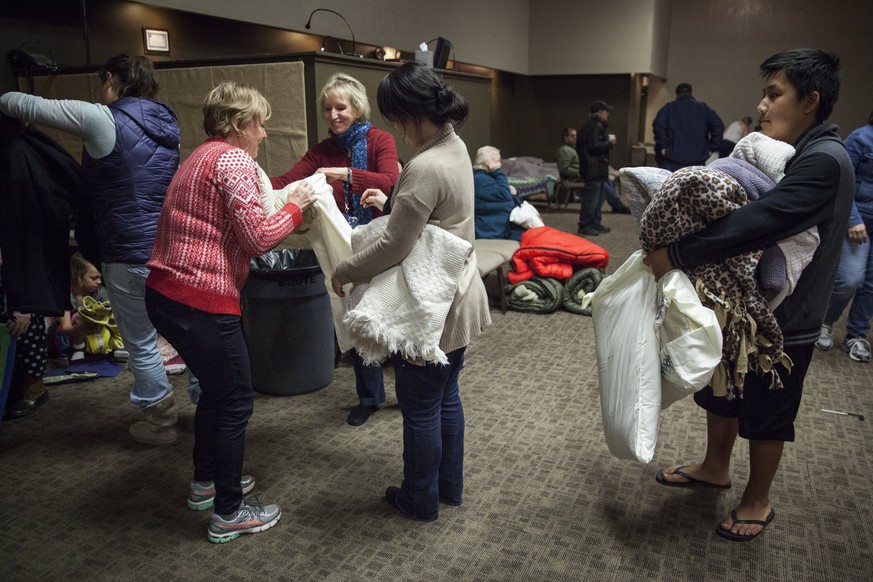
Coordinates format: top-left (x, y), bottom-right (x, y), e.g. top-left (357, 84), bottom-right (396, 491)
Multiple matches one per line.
top-left (2, 202), bottom-right (872, 581)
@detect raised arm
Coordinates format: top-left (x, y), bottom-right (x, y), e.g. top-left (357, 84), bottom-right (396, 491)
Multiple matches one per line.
top-left (0, 92), bottom-right (116, 158)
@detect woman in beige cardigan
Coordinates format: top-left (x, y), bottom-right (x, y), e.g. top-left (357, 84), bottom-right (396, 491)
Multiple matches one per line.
top-left (332, 62), bottom-right (490, 521)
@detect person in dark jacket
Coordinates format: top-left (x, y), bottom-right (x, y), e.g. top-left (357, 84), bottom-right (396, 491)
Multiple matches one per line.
top-left (0, 116), bottom-right (84, 419)
top-left (0, 54), bottom-right (182, 445)
top-left (576, 100), bottom-right (616, 236)
top-left (653, 83), bottom-right (724, 171)
top-left (645, 49), bottom-right (853, 542)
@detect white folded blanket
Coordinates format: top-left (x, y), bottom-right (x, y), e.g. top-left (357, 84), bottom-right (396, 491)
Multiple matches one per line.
top-left (343, 216), bottom-right (472, 366)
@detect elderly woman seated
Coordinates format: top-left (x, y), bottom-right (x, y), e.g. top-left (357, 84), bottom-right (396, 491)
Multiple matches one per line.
top-left (473, 146), bottom-right (524, 241)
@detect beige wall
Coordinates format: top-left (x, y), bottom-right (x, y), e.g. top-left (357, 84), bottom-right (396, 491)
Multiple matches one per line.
top-left (6, 0), bottom-right (872, 166)
top-left (141, 0), bottom-right (532, 74)
top-left (661, 0), bottom-right (873, 140)
top-left (528, 0), bottom-right (668, 76)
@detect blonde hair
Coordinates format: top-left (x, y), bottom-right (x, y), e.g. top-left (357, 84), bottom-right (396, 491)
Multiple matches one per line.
top-left (203, 81), bottom-right (271, 138)
top-left (69, 252), bottom-right (96, 296)
top-left (473, 145), bottom-right (501, 170)
top-left (319, 73), bottom-right (370, 121)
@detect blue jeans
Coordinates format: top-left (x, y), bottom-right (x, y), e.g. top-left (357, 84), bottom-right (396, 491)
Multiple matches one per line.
top-left (146, 288), bottom-right (253, 515)
top-left (352, 350), bottom-right (385, 407)
top-left (824, 237), bottom-right (873, 337)
top-left (578, 178), bottom-right (606, 230)
top-left (603, 179), bottom-right (626, 211)
top-left (102, 263), bottom-right (171, 407)
top-left (392, 347), bottom-right (466, 520)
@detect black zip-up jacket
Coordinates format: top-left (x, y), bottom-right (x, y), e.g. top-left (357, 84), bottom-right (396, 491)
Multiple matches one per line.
top-left (577, 115), bottom-right (612, 181)
top-left (668, 123), bottom-right (855, 345)
top-left (0, 114), bottom-right (81, 315)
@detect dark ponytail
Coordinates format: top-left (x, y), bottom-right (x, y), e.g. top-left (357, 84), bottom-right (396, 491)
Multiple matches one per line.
top-left (377, 62), bottom-right (467, 129)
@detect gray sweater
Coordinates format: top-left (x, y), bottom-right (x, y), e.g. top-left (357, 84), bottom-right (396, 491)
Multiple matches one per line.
top-left (335, 124), bottom-right (491, 355)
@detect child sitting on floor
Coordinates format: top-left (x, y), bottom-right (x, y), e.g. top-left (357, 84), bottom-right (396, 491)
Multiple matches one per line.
top-left (54, 253), bottom-right (124, 361)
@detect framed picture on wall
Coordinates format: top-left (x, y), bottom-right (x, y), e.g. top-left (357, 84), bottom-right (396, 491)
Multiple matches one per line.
top-left (142, 28), bottom-right (170, 56)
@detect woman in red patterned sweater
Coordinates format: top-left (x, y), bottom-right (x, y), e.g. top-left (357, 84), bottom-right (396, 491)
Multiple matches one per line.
top-left (145, 81), bottom-right (314, 544)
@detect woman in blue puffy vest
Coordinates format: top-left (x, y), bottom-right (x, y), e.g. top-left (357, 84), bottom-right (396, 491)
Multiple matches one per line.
top-left (0, 54), bottom-right (182, 445)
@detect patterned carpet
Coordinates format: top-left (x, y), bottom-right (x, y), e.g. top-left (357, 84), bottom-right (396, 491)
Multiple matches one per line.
top-left (2, 203), bottom-right (872, 581)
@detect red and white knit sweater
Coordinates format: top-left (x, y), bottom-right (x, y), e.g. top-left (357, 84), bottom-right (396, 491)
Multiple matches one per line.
top-left (147, 138), bottom-right (303, 315)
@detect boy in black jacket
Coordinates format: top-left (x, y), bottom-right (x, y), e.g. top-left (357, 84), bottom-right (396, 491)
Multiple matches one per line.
top-left (645, 48), bottom-right (854, 541)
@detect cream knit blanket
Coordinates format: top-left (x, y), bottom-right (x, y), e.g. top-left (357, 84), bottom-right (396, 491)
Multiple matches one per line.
top-left (343, 216), bottom-right (473, 366)
top-left (257, 167), bottom-right (354, 351)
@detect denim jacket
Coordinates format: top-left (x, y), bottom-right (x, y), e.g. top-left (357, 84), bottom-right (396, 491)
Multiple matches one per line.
top-left (845, 123), bottom-right (873, 228)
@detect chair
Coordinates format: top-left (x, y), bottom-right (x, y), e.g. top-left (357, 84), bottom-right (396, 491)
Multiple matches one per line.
top-left (473, 239), bottom-right (520, 314)
top-left (553, 180), bottom-right (585, 210)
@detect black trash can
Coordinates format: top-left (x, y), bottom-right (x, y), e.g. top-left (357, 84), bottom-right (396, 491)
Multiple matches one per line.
top-left (241, 249), bottom-right (334, 395)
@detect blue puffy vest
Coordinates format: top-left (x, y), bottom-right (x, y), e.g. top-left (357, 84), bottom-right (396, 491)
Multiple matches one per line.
top-left (81, 97), bottom-right (180, 264)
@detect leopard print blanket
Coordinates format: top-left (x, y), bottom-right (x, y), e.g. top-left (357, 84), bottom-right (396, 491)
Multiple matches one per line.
top-left (639, 166), bottom-right (790, 399)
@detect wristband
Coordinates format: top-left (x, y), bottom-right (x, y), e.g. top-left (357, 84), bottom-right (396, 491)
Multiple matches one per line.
top-left (347, 167), bottom-right (351, 183)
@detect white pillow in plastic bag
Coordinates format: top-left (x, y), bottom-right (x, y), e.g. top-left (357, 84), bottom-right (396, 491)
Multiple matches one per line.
top-left (656, 270), bottom-right (723, 409)
top-left (588, 250), bottom-right (661, 463)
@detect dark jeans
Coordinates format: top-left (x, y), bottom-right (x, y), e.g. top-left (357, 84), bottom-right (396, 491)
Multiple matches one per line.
top-left (352, 350), bottom-right (386, 407)
top-left (145, 288), bottom-right (253, 515)
top-left (602, 179), bottom-right (626, 212)
top-left (578, 178), bottom-right (607, 229)
top-left (392, 347), bottom-right (466, 520)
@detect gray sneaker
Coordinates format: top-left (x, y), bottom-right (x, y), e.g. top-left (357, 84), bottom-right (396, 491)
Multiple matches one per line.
top-left (842, 336), bottom-right (872, 363)
top-left (207, 495), bottom-right (281, 544)
top-left (815, 324), bottom-right (833, 350)
top-left (188, 475), bottom-right (255, 510)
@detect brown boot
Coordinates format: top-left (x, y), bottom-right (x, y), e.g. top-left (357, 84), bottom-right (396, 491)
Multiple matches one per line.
top-left (129, 392), bottom-right (178, 446)
top-left (6, 374), bottom-right (48, 419)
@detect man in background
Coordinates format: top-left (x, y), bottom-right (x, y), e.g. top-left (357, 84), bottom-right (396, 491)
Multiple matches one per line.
top-left (576, 101), bottom-right (617, 236)
top-left (653, 83), bottom-right (724, 171)
top-left (558, 127), bottom-right (629, 214)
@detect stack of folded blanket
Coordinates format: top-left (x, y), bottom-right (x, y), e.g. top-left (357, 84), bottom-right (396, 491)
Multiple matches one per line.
top-left (504, 267), bottom-right (605, 315)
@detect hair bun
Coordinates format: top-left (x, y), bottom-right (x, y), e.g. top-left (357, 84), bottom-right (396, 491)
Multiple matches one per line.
top-left (435, 86), bottom-right (451, 106)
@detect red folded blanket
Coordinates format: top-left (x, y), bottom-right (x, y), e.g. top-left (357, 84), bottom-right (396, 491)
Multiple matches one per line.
top-left (509, 226), bottom-right (609, 284)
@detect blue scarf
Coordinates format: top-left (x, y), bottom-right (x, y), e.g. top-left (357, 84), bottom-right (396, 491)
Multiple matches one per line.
top-left (330, 121), bottom-right (372, 227)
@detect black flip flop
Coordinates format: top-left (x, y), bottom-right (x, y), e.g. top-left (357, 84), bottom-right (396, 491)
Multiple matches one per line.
top-left (655, 465), bottom-right (732, 489)
top-left (715, 508), bottom-right (776, 542)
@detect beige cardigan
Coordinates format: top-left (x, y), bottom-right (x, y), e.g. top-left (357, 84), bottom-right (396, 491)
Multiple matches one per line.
top-left (334, 124), bottom-right (491, 356)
